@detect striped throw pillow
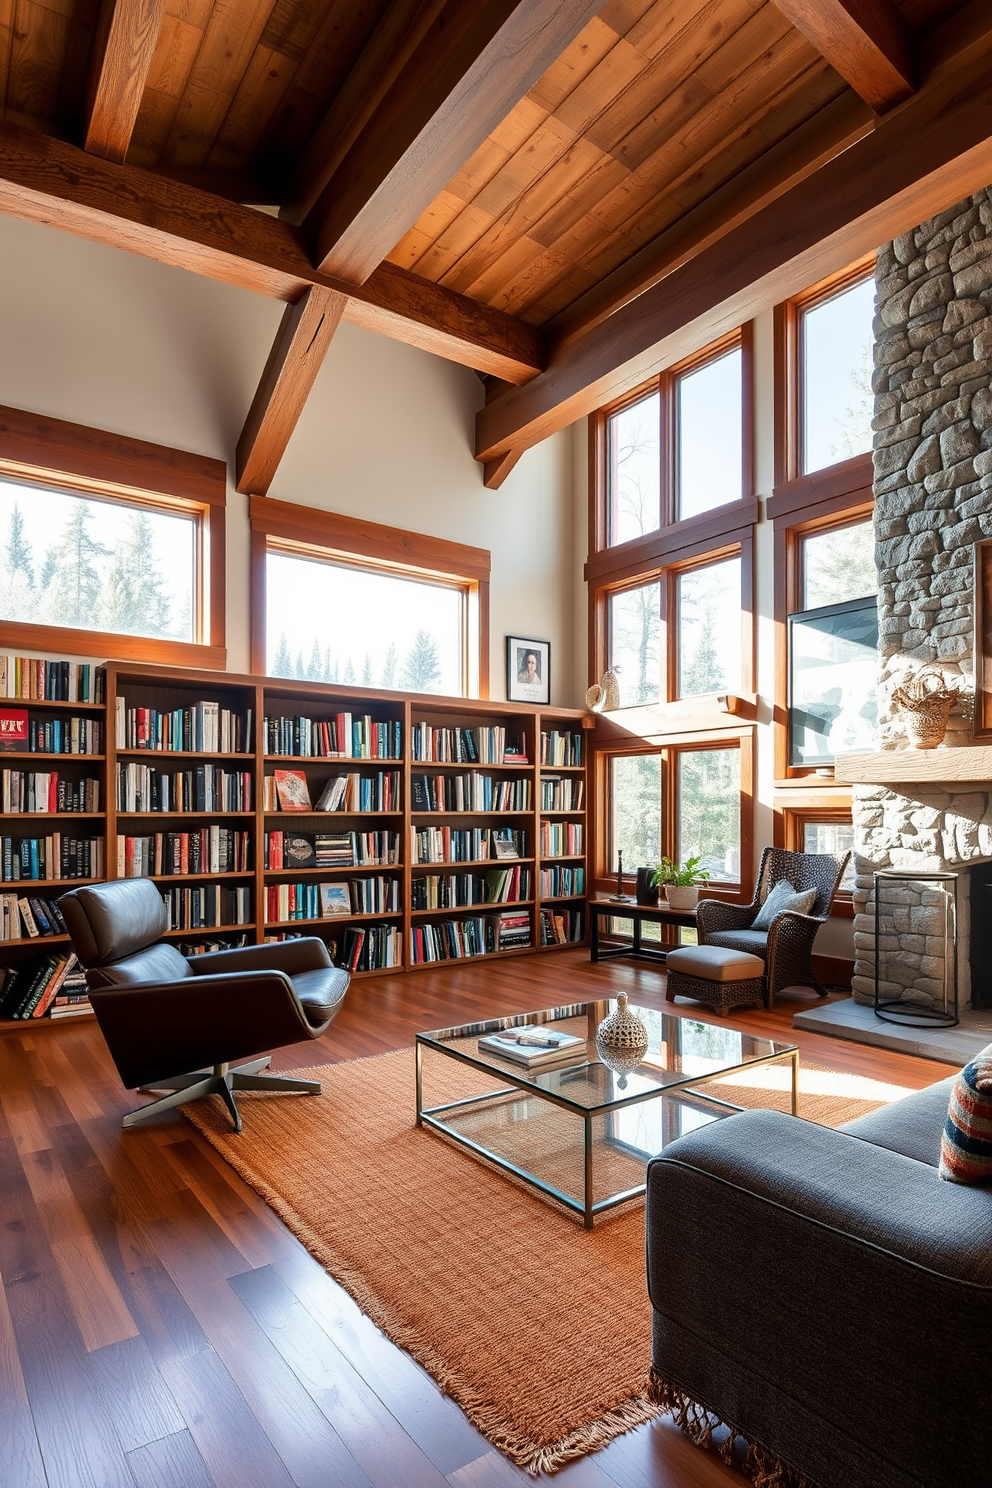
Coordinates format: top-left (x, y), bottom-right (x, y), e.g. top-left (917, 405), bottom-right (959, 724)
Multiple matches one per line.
top-left (939, 1043), bottom-right (992, 1184)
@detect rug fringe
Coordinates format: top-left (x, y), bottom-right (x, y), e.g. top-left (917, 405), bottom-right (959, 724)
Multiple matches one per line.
top-left (647, 1368), bottom-right (816, 1488)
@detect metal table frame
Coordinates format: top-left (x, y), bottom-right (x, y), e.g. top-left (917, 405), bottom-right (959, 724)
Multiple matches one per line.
top-left (589, 898), bottom-right (698, 964)
top-left (415, 1024), bottom-right (799, 1228)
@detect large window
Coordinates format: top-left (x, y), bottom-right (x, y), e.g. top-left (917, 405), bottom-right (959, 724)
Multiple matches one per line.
top-left (609, 754), bottom-right (662, 874)
top-left (599, 328), bottom-right (750, 549)
top-left (676, 747), bottom-right (741, 882)
top-left (801, 275), bottom-right (875, 474)
top-left (608, 581), bottom-right (661, 705)
top-left (676, 556), bottom-right (742, 698)
top-left (800, 518), bottom-right (876, 610)
top-left (0, 401), bottom-right (226, 667)
top-left (250, 496), bottom-right (490, 697)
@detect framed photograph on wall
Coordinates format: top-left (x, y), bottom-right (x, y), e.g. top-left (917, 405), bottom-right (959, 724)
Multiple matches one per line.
top-left (788, 597), bottom-right (878, 766)
top-left (506, 636), bottom-right (550, 704)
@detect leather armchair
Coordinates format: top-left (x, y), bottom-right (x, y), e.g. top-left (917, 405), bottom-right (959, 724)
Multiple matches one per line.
top-left (696, 846), bottom-right (850, 1005)
top-left (60, 878), bottom-right (349, 1131)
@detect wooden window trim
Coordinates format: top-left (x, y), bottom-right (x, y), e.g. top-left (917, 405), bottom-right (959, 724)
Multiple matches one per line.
top-left (249, 494), bottom-right (491, 696)
top-left (772, 486), bottom-right (874, 783)
top-left (777, 800), bottom-right (855, 918)
top-left (0, 401), bottom-right (226, 669)
top-left (592, 730), bottom-right (754, 905)
top-left (774, 255), bottom-right (875, 487)
top-left (973, 539), bottom-right (992, 738)
top-left (591, 324), bottom-right (754, 562)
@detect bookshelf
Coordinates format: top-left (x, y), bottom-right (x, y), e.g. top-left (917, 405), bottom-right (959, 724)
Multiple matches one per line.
top-left (0, 657), bottom-right (591, 1023)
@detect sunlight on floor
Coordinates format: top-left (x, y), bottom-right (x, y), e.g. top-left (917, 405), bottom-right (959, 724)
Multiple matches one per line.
top-left (710, 1064), bottom-right (916, 1104)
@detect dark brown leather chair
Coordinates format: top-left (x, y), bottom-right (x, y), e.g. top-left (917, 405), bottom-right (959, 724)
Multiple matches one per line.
top-left (60, 878), bottom-right (349, 1131)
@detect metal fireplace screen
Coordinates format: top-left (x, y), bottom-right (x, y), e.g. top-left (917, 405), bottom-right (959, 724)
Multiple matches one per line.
top-left (873, 869), bottom-right (958, 1028)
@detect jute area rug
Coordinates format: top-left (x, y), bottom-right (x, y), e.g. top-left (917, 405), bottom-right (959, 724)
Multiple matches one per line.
top-left (184, 1049), bottom-right (908, 1475)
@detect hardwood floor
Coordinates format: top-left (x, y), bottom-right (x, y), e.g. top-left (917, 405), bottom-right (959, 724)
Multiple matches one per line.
top-left (0, 950), bottom-right (954, 1488)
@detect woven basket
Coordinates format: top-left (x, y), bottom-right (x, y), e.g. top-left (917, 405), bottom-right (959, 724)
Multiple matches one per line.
top-left (891, 665), bottom-right (959, 749)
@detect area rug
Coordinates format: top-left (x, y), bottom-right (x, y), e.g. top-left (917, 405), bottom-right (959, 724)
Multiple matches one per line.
top-left (183, 1049), bottom-right (909, 1475)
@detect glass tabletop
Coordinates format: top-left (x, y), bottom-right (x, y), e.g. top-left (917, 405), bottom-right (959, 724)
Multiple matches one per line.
top-left (416, 999), bottom-right (796, 1117)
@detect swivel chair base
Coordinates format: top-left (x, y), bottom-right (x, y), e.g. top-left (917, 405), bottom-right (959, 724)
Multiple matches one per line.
top-left (127, 1056), bottom-right (321, 1131)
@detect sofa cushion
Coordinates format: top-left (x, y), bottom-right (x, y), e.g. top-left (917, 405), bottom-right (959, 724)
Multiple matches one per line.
top-left (704, 929), bottom-right (769, 957)
top-left (292, 966), bottom-right (349, 1028)
top-left (840, 1077), bottom-right (956, 1168)
top-left (939, 1044), bottom-right (992, 1183)
top-left (751, 878), bottom-right (817, 930)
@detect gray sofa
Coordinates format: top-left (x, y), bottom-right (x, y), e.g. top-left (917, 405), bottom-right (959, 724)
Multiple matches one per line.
top-left (646, 1077), bottom-right (991, 1488)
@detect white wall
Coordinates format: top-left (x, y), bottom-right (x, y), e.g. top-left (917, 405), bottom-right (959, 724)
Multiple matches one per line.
top-left (0, 213), bottom-right (579, 703)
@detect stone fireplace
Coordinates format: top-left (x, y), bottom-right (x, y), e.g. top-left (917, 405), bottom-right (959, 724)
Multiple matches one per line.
top-left (850, 189), bottom-right (992, 1014)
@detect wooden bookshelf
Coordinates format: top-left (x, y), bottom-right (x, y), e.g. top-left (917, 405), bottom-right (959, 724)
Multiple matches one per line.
top-left (1, 657), bottom-right (591, 1020)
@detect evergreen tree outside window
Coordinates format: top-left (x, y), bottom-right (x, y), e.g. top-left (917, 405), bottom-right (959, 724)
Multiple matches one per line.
top-left (677, 557), bottom-right (742, 698)
top-left (677, 747), bottom-right (741, 882)
top-left (0, 479), bottom-right (196, 642)
top-left (610, 754), bottom-right (662, 873)
top-left (801, 519), bottom-right (876, 609)
top-left (608, 581), bottom-right (661, 706)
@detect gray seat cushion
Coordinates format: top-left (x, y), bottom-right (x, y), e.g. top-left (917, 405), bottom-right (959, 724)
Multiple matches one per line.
top-left (704, 928), bottom-right (769, 957)
top-left (840, 1077), bottom-right (956, 1168)
top-left (292, 966), bottom-right (350, 1027)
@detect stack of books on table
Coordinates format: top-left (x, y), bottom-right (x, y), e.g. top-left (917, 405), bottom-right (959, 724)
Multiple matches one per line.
top-left (477, 1027), bottom-right (587, 1069)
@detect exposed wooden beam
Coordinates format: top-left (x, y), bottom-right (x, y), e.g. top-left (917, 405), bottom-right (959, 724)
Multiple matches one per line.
top-left (772, 0), bottom-right (915, 113)
top-left (475, 4), bottom-right (992, 465)
top-left (0, 120), bottom-right (544, 383)
top-left (482, 448), bottom-right (522, 490)
top-left (236, 286), bottom-right (346, 496)
top-left (83, 0), bottom-right (165, 162)
top-left (300, 0), bottom-right (603, 285)
top-left (149, 167), bottom-right (281, 206)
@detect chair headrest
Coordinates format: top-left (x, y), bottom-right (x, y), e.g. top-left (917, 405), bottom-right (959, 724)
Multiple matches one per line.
top-left (60, 879), bottom-right (168, 968)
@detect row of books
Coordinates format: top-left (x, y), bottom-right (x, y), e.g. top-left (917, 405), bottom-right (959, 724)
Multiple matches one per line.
top-left (1, 771), bottom-right (101, 814)
top-left (0, 953), bottom-right (89, 1020)
top-left (2, 834), bottom-right (105, 882)
top-left (411, 827), bottom-right (525, 864)
top-left (540, 730), bottom-right (584, 767)
top-left (262, 769), bottom-right (400, 813)
top-left (0, 658), bottom-right (104, 704)
top-left (116, 763), bottom-right (253, 813)
top-left (410, 865), bottom-right (531, 910)
top-left (162, 885), bottom-right (252, 930)
top-left (539, 908), bottom-right (584, 945)
top-left (264, 714), bottom-right (402, 760)
top-left (409, 911), bottom-right (532, 963)
top-left (539, 821), bottom-right (584, 858)
top-left (10, 715), bottom-right (104, 755)
top-left (117, 828), bottom-right (252, 877)
top-left (264, 876), bottom-right (402, 923)
top-left (540, 865), bottom-right (584, 897)
top-left (410, 724), bottom-right (524, 764)
top-left (336, 924), bottom-right (401, 972)
top-left (116, 698), bottom-right (252, 753)
top-left (540, 775), bottom-right (585, 810)
top-left (410, 772), bottom-right (532, 813)
top-left (0, 891), bottom-right (68, 940)
top-left (263, 829), bottom-right (401, 869)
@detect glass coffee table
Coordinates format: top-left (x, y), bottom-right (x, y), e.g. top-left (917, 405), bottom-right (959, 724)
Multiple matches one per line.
top-left (415, 999), bottom-right (798, 1227)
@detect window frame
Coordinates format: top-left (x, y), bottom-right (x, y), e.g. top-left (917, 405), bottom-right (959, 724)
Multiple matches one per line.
top-left (774, 255), bottom-right (876, 488)
top-left (776, 797), bottom-right (855, 917)
top-left (590, 324), bottom-right (754, 559)
top-left (594, 730), bottom-right (754, 905)
top-left (0, 401), bottom-right (226, 669)
top-left (249, 495), bottom-right (491, 698)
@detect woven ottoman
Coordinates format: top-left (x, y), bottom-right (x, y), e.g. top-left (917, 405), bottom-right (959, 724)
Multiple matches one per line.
top-left (665, 945), bottom-right (766, 1016)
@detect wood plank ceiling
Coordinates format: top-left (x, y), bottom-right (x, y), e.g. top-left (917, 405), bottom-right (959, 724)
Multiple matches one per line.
top-left (0, 0), bottom-right (980, 487)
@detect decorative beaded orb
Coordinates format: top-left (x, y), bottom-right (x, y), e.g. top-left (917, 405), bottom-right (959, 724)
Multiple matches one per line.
top-left (596, 993), bottom-right (649, 1052)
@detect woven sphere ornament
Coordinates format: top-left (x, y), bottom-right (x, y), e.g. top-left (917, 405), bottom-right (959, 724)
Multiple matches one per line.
top-left (596, 993), bottom-right (649, 1052)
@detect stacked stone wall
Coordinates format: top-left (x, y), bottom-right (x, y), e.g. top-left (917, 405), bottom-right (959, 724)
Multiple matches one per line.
top-left (852, 191), bottom-right (992, 1006)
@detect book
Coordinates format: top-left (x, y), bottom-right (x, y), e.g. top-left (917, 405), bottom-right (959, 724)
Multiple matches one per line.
top-left (0, 708), bottom-right (28, 751)
top-left (315, 775), bottom-right (347, 811)
top-left (319, 883), bottom-right (351, 916)
top-left (477, 1028), bottom-right (586, 1068)
top-left (282, 833), bottom-right (316, 868)
top-left (493, 831), bottom-right (520, 860)
top-left (273, 770), bottom-right (312, 811)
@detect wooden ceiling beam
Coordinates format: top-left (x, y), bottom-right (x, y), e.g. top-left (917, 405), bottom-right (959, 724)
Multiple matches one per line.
top-left (236, 285), bottom-right (346, 496)
top-left (772, 0), bottom-right (915, 114)
top-left (83, 0), bottom-right (166, 162)
top-left (299, 0), bottom-right (604, 285)
top-left (0, 120), bottom-right (544, 383)
top-left (476, 5), bottom-right (992, 468)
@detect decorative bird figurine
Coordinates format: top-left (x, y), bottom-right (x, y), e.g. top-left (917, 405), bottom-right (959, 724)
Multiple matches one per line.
top-left (585, 666), bottom-right (621, 712)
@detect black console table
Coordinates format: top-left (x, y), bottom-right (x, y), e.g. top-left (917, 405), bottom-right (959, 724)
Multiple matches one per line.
top-left (589, 898), bottom-right (699, 965)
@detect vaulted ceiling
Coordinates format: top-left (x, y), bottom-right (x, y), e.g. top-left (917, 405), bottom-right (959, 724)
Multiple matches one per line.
top-left (0, 0), bottom-right (985, 487)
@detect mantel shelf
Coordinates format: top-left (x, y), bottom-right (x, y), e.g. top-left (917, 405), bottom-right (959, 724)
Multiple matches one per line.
top-left (834, 746), bottom-right (992, 785)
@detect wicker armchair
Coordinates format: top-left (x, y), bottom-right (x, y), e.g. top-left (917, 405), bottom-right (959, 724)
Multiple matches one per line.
top-left (696, 846), bottom-right (850, 1006)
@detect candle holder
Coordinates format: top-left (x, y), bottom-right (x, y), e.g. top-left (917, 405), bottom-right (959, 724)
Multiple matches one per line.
top-left (609, 849), bottom-right (633, 903)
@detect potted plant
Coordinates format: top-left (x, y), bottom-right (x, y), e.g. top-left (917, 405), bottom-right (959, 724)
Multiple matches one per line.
top-left (651, 855), bottom-right (711, 911)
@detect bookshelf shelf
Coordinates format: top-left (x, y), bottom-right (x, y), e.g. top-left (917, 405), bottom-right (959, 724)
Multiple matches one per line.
top-left (1, 659), bottom-right (590, 1014)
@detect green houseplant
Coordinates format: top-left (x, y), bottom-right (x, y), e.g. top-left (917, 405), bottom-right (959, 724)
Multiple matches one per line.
top-left (651, 855), bottom-right (711, 911)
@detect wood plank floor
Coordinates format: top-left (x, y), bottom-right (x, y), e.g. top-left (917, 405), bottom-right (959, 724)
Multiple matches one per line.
top-left (0, 950), bottom-right (955, 1488)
